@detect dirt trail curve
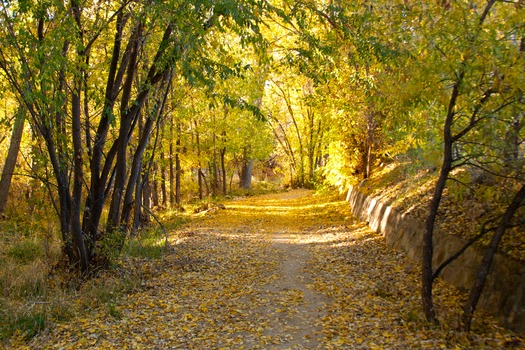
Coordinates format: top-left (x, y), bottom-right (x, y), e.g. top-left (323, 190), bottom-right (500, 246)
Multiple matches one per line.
top-left (26, 189), bottom-right (522, 349)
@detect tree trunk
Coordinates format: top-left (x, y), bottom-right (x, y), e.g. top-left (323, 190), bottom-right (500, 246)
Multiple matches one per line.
top-left (169, 113), bottom-right (175, 206)
top-left (194, 119), bottom-right (204, 199)
top-left (240, 157), bottom-right (254, 190)
top-left (131, 170), bottom-right (142, 234)
top-left (121, 112), bottom-right (152, 230)
top-left (71, 83), bottom-right (90, 272)
top-left (106, 20), bottom-right (143, 235)
top-left (0, 106), bottom-right (26, 214)
top-left (221, 147), bottom-right (227, 195)
top-left (199, 169), bottom-right (209, 196)
top-left (462, 184), bottom-right (525, 331)
top-left (198, 168), bottom-right (204, 199)
top-left (142, 171), bottom-right (151, 224)
top-left (160, 150), bottom-right (168, 206)
top-left (422, 66), bottom-right (462, 324)
top-left (152, 166), bottom-right (159, 207)
top-left (70, 0), bottom-right (89, 266)
top-left (212, 126), bottom-right (219, 196)
top-left (84, 9), bottom-right (130, 249)
top-left (422, 63), bottom-right (495, 324)
top-left (175, 127), bottom-right (181, 206)
top-left (422, 0), bottom-right (496, 324)
top-left (122, 70), bottom-right (171, 231)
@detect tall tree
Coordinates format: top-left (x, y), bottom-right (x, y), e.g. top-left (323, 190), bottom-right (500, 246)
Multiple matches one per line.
top-left (418, 0), bottom-right (524, 323)
top-left (0, 105), bottom-right (25, 214)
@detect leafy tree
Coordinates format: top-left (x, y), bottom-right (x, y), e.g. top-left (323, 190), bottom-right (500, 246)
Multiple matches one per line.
top-left (264, 74), bottom-right (327, 187)
top-left (415, 0), bottom-right (524, 323)
top-left (0, 0), bottom-right (269, 272)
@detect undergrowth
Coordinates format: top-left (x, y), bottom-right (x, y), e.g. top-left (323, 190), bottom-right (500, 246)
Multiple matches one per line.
top-left (0, 209), bottom-right (187, 343)
top-left (0, 181), bottom-right (278, 343)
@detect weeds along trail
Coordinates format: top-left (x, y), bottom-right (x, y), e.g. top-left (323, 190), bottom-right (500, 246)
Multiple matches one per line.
top-left (24, 189), bottom-right (522, 349)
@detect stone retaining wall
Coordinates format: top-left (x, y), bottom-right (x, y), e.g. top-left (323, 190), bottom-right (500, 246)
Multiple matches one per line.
top-left (346, 185), bottom-right (525, 335)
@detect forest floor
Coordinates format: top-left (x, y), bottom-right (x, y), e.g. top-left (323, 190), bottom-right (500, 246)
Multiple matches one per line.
top-left (18, 189), bottom-right (524, 349)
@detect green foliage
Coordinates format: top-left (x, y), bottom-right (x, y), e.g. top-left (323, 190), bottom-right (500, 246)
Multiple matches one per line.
top-left (106, 302), bottom-right (122, 320)
top-left (7, 240), bottom-right (42, 264)
top-left (123, 228), bottom-right (166, 260)
top-left (96, 229), bottom-right (127, 265)
top-left (2, 309), bottom-right (47, 341)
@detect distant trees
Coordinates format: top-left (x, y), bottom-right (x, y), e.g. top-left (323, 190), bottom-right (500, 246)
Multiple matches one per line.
top-left (264, 76), bottom-right (328, 188)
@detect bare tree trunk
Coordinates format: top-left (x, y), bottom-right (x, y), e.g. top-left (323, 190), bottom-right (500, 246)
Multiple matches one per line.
top-left (152, 166), bottom-right (159, 207)
top-left (141, 171), bottom-right (151, 224)
top-left (306, 106), bottom-right (316, 185)
top-left (211, 119), bottom-right (219, 196)
top-left (422, 68), bottom-right (460, 323)
top-left (175, 124), bottom-right (182, 206)
top-left (199, 169), bottom-right (209, 195)
top-left (240, 152), bottom-right (254, 190)
top-left (169, 113), bottom-right (175, 206)
top-left (221, 146), bottom-right (227, 195)
top-left (0, 106), bottom-right (26, 214)
top-left (71, 45), bottom-right (90, 271)
top-left (70, 137), bottom-right (88, 272)
top-left (160, 150), bottom-right (168, 207)
top-left (194, 119), bottom-right (204, 200)
top-left (422, 0), bottom-right (496, 323)
top-left (131, 171), bottom-right (142, 234)
top-left (462, 184), bottom-right (525, 331)
top-left (197, 168), bottom-right (203, 200)
top-left (106, 20), bottom-right (143, 235)
top-left (122, 70), bottom-right (171, 232)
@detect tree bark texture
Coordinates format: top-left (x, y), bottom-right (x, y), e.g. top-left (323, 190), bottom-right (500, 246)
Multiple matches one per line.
top-left (0, 107), bottom-right (26, 214)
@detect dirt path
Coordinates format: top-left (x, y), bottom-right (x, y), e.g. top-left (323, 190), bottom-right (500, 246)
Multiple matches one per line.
top-left (26, 189), bottom-right (522, 349)
top-left (264, 232), bottom-right (328, 348)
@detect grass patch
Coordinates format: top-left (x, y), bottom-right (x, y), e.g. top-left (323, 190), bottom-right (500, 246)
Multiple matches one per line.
top-left (123, 228), bottom-right (167, 259)
top-left (7, 240), bottom-right (42, 263)
top-left (0, 260), bottom-right (48, 298)
top-left (1, 311), bottom-right (46, 341)
top-left (0, 225), bottom-right (149, 344)
top-left (77, 268), bottom-right (141, 311)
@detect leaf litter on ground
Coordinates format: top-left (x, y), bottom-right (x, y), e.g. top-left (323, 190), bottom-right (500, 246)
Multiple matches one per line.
top-left (13, 189), bottom-right (524, 349)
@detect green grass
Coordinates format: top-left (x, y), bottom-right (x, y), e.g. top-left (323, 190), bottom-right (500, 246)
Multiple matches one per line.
top-left (123, 228), bottom-right (167, 260)
top-left (7, 240), bottom-right (42, 263)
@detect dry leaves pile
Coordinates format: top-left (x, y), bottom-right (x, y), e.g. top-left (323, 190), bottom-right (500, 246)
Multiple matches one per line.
top-left (14, 190), bottom-right (523, 349)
